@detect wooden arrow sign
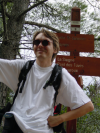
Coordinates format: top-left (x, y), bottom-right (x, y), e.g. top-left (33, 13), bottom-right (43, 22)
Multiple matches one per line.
top-left (56, 33), bottom-right (94, 52)
top-left (56, 55), bottom-right (100, 76)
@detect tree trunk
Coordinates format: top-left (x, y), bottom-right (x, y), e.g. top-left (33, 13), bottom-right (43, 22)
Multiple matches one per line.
top-left (0, 0), bottom-right (30, 107)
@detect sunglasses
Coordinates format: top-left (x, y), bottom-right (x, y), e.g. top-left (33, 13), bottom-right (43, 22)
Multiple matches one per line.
top-left (33, 39), bottom-right (52, 46)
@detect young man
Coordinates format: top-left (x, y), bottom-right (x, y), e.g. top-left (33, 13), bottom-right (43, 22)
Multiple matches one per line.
top-left (0, 29), bottom-right (94, 133)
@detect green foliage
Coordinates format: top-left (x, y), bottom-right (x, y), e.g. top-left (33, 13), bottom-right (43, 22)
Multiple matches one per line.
top-left (77, 82), bottom-right (100, 133)
top-left (6, 2), bottom-right (14, 14)
top-left (0, 126), bottom-right (3, 133)
top-left (5, 88), bottom-right (14, 105)
top-left (77, 110), bottom-right (100, 133)
top-left (60, 105), bottom-right (67, 114)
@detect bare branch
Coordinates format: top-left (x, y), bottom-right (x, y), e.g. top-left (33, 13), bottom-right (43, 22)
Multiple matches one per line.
top-left (87, 0), bottom-right (100, 9)
top-left (17, 51), bottom-right (22, 59)
top-left (16, 0), bottom-right (48, 21)
top-left (94, 38), bottom-right (100, 41)
top-left (25, 21), bottom-right (63, 33)
top-left (94, 50), bottom-right (100, 52)
top-left (15, 47), bottom-right (33, 50)
top-left (44, 3), bottom-right (58, 13)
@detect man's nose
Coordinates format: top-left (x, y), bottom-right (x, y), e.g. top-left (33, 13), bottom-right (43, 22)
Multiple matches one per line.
top-left (38, 41), bottom-right (43, 47)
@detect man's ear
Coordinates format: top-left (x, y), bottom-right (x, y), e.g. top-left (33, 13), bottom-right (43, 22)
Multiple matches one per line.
top-left (53, 48), bottom-right (57, 54)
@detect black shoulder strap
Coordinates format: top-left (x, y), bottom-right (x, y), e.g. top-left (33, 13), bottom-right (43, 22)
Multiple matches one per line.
top-left (43, 64), bottom-right (62, 105)
top-left (18, 60), bottom-right (35, 93)
top-left (12, 60), bottom-right (35, 104)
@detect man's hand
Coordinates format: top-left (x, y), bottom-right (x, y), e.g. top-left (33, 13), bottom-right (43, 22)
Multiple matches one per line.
top-left (47, 115), bottom-right (63, 127)
top-left (47, 101), bottom-right (94, 128)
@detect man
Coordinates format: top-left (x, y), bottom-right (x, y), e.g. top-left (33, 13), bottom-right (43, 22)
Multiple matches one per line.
top-left (0, 29), bottom-right (94, 133)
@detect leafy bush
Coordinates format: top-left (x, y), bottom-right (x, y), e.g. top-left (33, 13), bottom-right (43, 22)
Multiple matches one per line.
top-left (77, 83), bottom-right (100, 133)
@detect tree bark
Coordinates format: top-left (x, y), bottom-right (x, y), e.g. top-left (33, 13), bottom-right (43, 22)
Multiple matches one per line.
top-left (0, 0), bottom-right (30, 107)
top-left (0, 0), bottom-right (30, 59)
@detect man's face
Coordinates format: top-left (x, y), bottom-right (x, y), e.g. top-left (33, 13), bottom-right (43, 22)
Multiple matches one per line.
top-left (33, 33), bottom-right (57, 62)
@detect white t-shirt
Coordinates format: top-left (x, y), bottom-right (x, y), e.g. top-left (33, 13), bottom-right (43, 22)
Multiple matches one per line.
top-left (0, 59), bottom-right (90, 133)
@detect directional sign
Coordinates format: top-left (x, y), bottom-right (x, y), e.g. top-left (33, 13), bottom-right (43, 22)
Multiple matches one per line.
top-left (56, 55), bottom-right (100, 76)
top-left (56, 33), bottom-right (94, 52)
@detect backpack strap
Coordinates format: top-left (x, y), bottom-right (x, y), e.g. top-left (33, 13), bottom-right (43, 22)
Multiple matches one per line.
top-left (43, 64), bottom-right (62, 106)
top-left (12, 60), bottom-right (35, 104)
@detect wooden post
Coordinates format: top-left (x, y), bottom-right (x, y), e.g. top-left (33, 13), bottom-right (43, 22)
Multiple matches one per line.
top-left (67, 7), bottom-right (80, 133)
top-left (78, 76), bottom-right (83, 88)
top-left (55, 6), bottom-right (95, 133)
top-left (70, 7), bottom-right (80, 56)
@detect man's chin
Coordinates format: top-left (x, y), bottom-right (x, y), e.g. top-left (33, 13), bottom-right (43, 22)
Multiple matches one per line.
top-left (36, 54), bottom-right (45, 59)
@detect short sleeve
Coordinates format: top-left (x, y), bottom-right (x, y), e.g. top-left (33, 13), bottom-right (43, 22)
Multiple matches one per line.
top-left (0, 59), bottom-right (26, 92)
top-left (56, 68), bottom-right (91, 110)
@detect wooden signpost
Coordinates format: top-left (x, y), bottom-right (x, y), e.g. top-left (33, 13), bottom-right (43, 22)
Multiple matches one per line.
top-left (56, 7), bottom-right (100, 133)
top-left (56, 33), bottom-right (94, 52)
top-left (71, 7), bottom-right (80, 35)
top-left (56, 55), bottom-right (100, 76)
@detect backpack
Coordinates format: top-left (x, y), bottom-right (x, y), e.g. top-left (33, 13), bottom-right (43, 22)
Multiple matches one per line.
top-left (0, 60), bottom-right (66, 133)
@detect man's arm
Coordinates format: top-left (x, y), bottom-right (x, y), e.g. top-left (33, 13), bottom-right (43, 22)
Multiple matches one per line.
top-left (0, 59), bottom-right (26, 91)
top-left (47, 101), bottom-right (94, 127)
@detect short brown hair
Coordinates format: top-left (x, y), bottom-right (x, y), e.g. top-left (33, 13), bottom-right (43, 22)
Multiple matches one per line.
top-left (33, 29), bottom-right (60, 62)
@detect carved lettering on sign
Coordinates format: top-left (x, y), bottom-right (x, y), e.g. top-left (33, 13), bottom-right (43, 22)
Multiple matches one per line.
top-left (67, 69), bottom-right (78, 73)
top-left (66, 63), bottom-right (73, 67)
top-left (60, 43), bottom-right (69, 47)
top-left (74, 63), bottom-right (84, 68)
top-left (57, 62), bottom-right (84, 69)
top-left (72, 37), bottom-right (85, 40)
top-left (57, 57), bottom-right (75, 62)
top-left (59, 36), bottom-right (65, 39)
top-left (56, 56), bottom-right (100, 76)
top-left (56, 33), bottom-right (94, 52)
top-left (59, 36), bottom-right (85, 41)
top-left (57, 62), bottom-right (65, 67)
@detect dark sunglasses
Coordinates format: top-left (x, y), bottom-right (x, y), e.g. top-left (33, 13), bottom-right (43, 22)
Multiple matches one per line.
top-left (33, 39), bottom-right (52, 46)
